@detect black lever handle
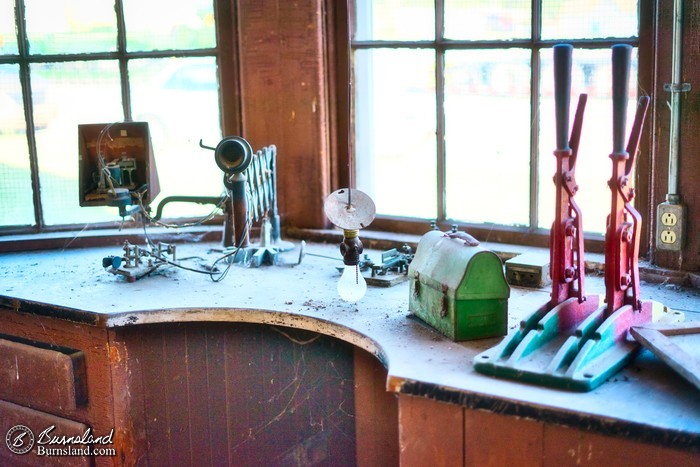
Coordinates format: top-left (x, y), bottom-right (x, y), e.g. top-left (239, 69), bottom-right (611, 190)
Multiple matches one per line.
top-left (612, 44), bottom-right (632, 154)
top-left (553, 44), bottom-right (573, 152)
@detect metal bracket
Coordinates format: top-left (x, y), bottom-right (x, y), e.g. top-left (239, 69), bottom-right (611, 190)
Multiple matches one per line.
top-left (663, 83), bottom-right (691, 93)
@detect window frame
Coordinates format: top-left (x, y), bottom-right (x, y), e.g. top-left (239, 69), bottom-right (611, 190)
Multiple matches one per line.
top-left (0, 0), bottom-right (240, 236)
top-left (0, 1), bottom-right (661, 259)
top-left (336, 1), bottom-right (654, 253)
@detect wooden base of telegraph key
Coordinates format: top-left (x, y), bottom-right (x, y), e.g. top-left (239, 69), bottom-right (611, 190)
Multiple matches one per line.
top-left (505, 253), bottom-right (551, 289)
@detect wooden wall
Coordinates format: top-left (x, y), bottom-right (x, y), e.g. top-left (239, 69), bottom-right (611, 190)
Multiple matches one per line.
top-left (234, 0), bottom-right (332, 230)
top-left (648, 0), bottom-right (700, 271)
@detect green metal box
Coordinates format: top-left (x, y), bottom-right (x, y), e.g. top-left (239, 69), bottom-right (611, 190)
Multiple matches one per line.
top-left (408, 231), bottom-right (510, 341)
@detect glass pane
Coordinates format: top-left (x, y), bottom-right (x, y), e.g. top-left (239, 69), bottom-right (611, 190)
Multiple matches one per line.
top-left (355, 0), bottom-right (434, 41)
top-left (33, 61), bottom-right (124, 226)
top-left (354, 49), bottom-right (436, 219)
top-left (542, 0), bottom-right (638, 40)
top-left (0, 0), bottom-right (17, 54)
top-left (538, 48), bottom-right (639, 234)
top-left (0, 65), bottom-right (35, 227)
top-left (444, 0), bottom-right (531, 41)
top-left (445, 49), bottom-right (531, 226)
top-left (24, 0), bottom-right (117, 54)
top-left (130, 57), bottom-right (223, 218)
top-left (124, 0), bottom-right (216, 52)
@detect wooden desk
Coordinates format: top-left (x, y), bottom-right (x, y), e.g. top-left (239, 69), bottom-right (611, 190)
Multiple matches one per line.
top-left (0, 243), bottom-right (698, 465)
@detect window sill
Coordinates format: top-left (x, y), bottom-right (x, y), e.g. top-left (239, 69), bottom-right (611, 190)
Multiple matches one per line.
top-left (0, 226), bottom-right (223, 253)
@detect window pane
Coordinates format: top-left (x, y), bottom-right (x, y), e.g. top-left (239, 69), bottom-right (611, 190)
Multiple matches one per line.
top-left (123, 0), bottom-right (216, 52)
top-left (355, 0), bottom-right (434, 41)
top-left (0, 0), bottom-right (17, 54)
top-left (24, 0), bottom-right (117, 54)
top-left (542, 0), bottom-right (638, 40)
top-left (444, 0), bottom-right (531, 41)
top-left (354, 49), bottom-right (436, 219)
top-left (0, 65), bottom-right (35, 227)
top-left (538, 48), bottom-right (639, 234)
top-left (130, 57), bottom-right (223, 218)
top-left (444, 49), bottom-right (530, 226)
top-left (33, 61), bottom-right (124, 226)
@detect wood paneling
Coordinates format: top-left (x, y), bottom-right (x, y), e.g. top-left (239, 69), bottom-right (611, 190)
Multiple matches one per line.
top-left (115, 322), bottom-right (356, 466)
top-left (354, 348), bottom-right (399, 467)
top-left (398, 395), bottom-right (464, 467)
top-left (237, 0), bottom-right (331, 229)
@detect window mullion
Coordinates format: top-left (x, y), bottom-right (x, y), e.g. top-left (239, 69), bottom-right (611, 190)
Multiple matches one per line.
top-left (529, 0), bottom-right (543, 232)
top-left (435, 0), bottom-right (446, 222)
top-left (115, 0), bottom-right (131, 121)
top-left (15, 0), bottom-right (44, 230)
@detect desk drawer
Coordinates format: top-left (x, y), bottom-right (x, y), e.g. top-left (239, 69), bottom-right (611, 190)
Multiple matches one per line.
top-left (0, 400), bottom-right (92, 466)
top-left (0, 335), bottom-right (87, 412)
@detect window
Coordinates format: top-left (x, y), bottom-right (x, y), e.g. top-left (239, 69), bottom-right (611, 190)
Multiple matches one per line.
top-left (352, 0), bottom-right (640, 238)
top-left (0, 0), bottom-right (222, 231)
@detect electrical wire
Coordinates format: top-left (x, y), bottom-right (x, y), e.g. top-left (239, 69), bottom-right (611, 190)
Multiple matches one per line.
top-left (209, 218), bottom-right (250, 282)
top-left (135, 263), bottom-right (165, 280)
top-left (135, 191), bottom-right (227, 229)
top-left (139, 216), bottom-right (250, 282)
top-left (96, 122), bottom-right (118, 193)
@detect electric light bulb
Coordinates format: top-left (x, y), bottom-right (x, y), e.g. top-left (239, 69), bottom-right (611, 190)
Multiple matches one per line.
top-left (337, 264), bottom-right (367, 302)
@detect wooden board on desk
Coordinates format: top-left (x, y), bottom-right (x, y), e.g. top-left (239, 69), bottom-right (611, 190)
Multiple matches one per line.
top-left (631, 321), bottom-right (700, 391)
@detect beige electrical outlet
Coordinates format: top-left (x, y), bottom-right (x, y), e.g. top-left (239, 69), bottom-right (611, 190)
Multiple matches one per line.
top-left (656, 202), bottom-right (685, 251)
top-left (661, 212), bottom-right (677, 226)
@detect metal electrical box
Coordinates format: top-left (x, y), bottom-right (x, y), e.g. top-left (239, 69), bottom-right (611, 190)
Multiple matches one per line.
top-left (656, 202), bottom-right (686, 251)
top-left (408, 231), bottom-right (510, 341)
top-left (78, 122), bottom-right (160, 209)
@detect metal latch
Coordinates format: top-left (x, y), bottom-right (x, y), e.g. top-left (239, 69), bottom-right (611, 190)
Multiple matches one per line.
top-left (663, 83), bottom-right (691, 92)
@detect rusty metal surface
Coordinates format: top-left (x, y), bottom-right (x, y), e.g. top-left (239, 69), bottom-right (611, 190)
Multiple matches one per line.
top-left (324, 188), bottom-right (376, 231)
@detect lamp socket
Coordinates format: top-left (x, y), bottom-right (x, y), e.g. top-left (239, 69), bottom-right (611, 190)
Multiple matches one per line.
top-left (656, 202), bottom-right (685, 251)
